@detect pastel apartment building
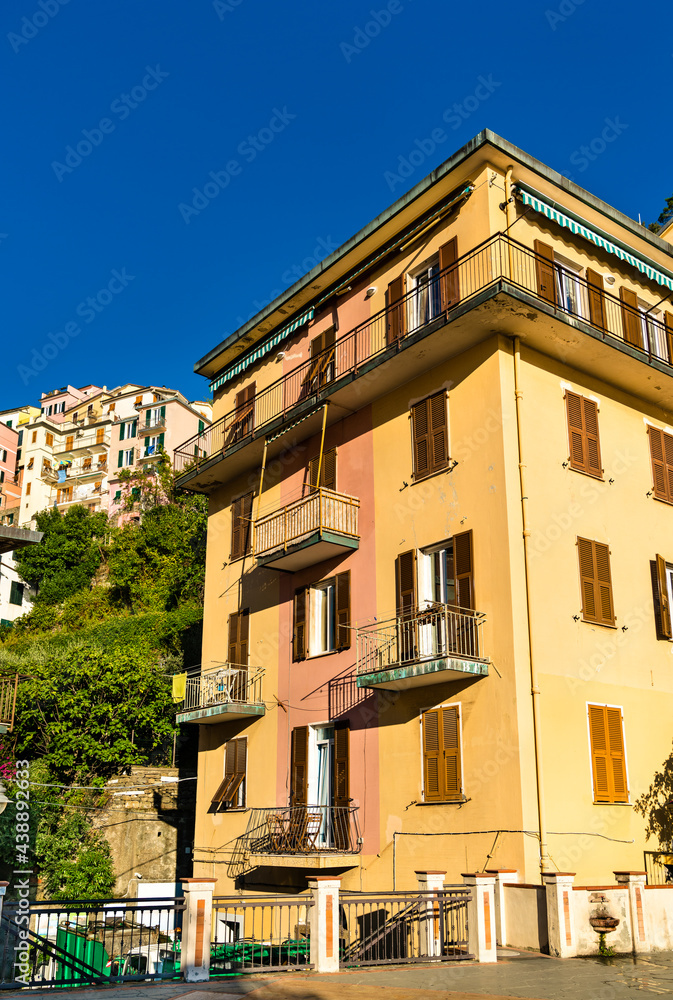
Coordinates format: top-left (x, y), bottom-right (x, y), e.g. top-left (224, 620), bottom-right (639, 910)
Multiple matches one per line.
top-left (172, 131), bottom-right (673, 892)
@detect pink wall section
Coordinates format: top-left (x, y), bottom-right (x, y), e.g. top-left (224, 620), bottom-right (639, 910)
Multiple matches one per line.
top-left (272, 404), bottom-right (381, 856)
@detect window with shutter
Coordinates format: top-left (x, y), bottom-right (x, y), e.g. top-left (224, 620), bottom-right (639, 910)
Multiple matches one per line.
top-left (290, 726), bottom-right (309, 805)
top-left (586, 269), bottom-right (606, 330)
top-left (212, 737), bottom-right (247, 809)
top-left (439, 237), bottom-right (460, 309)
top-left (666, 314), bottom-right (673, 366)
top-left (333, 723), bottom-right (351, 849)
top-left (45, 433), bottom-right (54, 448)
top-left (620, 287), bottom-right (642, 348)
top-left (411, 392), bottom-right (448, 479)
top-left (396, 550), bottom-right (417, 662)
top-left (534, 240), bottom-right (556, 304)
top-left (307, 448), bottom-right (337, 491)
top-left (293, 587), bottom-right (307, 661)
top-left (577, 537), bottom-right (615, 626)
top-left (230, 491), bottom-right (253, 559)
top-left (565, 392), bottom-right (602, 478)
top-left (228, 610), bottom-right (250, 700)
top-left (648, 426), bottom-right (673, 504)
top-left (386, 275), bottom-right (406, 344)
top-left (588, 704), bottom-right (628, 804)
top-left (422, 705), bottom-right (462, 802)
top-left (335, 571), bottom-right (351, 650)
top-left (651, 556), bottom-right (673, 640)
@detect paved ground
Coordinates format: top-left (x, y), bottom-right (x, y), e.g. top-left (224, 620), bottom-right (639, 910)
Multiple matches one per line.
top-left (10, 950), bottom-right (673, 999)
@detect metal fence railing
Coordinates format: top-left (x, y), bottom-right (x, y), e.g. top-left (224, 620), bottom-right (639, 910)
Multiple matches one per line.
top-left (239, 805), bottom-right (362, 857)
top-left (179, 665), bottom-right (264, 714)
top-left (0, 896), bottom-right (184, 989)
top-left (645, 850), bottom-right (673, 885)
top-left (53, 434), bottom-right (109, 455)
top-left (0, 675), bottom-right (18, 731)
top-left (356, 603), bottom-right (487, 677)
top-left (211, 894), bottom-right (313, 973)
top-left (339, 889), bottom-right (471, 965)
top-left (254, 487), bottom-right (359, 557)
top-left (174, 232), bottom-right (673, 480)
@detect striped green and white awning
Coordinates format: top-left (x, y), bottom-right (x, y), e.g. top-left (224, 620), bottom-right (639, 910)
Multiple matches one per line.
top-left (519, 188), bottom-right (673, 293)
top-left (210, 308), bottom-right (314, 392)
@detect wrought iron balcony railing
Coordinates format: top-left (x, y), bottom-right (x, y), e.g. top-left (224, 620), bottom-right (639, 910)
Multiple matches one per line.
top-left (174, 232), bottom-right (673, 479)
top-left (240, 804), bottom-right (361, 856)
top-left (53, 433), bottom-right (109, 455)
top-left (254, 487), bottom-right (359, 558)
top-left (179, 664), bottom-right (264, 713)
top-left (356, 603), bottom-right (488, 677)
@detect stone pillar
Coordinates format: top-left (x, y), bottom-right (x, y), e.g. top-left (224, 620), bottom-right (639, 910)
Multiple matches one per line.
top-left (485, 869), bottom-right (519, 947)
top-left (416, 871), bottom-right (446, 958)
top-left (614, 871), bottom-right (649, 954)
top-left (462, 873), bottom-right (497, 963)
top-left (544, 872), bottom-right (576, 958)
top-left (308, 877), bottom-right (341, 973)
top-left (180, 878), bottom-right (217, 982)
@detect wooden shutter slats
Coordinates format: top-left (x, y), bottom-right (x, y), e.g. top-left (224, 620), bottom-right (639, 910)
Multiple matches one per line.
top-left (589, 705), bottom-right (610, 802)
top-left (441, 706), bottom-right (462, 801)
top-left (648, 426), bottom-right (673, 504)
top-left (335, 571), bottom-right (351, 650)
top-left (396, 550), bottom-right (417, 616)
top-left (412, 398), bottom-right (430, 478)
top-left (653, 555), bottom-right (672, 640)
top-left (565, 391), bottom-right (602, 477)
top-left (412, 392), bottom-right (448, 479)
top-left (423, 706), bottom-right (462, 802)
top-left (665, 313), bottom-right (673, 365)
top-left (586, 268), bottom-right (606, 330)
top-left (422, 709), bottom-right (441, 801)
top-left (534, 240), bottom-right (556, 304)
top-left (290, 726), bottom-right (308, 805)
top-left (439, 237), bottom-right (460, 310)
top-left (454, 530), bottom-right (474, 610)
top-left (293, 587), bottom-right (307, 661)
top-left (589, 705), bottom-right (628, 804)
top-left (231, 491), bottom-right (253, 560)
top-left (334, 723), bottom-right (350, 806)
top-left (386, 275), bottom-right (406, 344)
top-left (620, 288), bottom-right (642, 348)
top-left (308, 448), bottom-right (336, 491)
top-left (578, 537), bottom-right (614, 626)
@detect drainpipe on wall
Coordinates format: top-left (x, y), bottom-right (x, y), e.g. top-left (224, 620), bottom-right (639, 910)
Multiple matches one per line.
top-left (512, 336), bottom-right (552, 875)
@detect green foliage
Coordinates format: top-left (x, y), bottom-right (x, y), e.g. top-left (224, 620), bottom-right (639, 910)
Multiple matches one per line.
top-left (37, 805), bottom-right (115, 899)
top-left (634, 744), bottom-right (673, 848)
top-left (14, 506), bottom-right (108, 604)
top-left (648, 194), bottom-right (673, 235)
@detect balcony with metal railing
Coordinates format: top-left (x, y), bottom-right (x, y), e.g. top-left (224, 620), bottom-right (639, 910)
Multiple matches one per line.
top-left (53, 432), bottom-right (109, 457)
top-left (174, 232), bottom-right (673, 492)
top-left (253, 487), bottom-right (360, 571)
top-left (356, 603), bottom-right (489, 690)
top-left (175, 664), bottom-right (265, 724)
top-left (0, 675), bottom-right (18, 733)
top-left (234, 804), bottom-right (361, 871)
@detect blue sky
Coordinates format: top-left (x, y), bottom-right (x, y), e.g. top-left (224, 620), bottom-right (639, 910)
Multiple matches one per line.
top-left (2, 0), bottom-right (671, 410)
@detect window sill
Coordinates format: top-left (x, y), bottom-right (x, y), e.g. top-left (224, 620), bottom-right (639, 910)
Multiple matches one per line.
top-left (567, 465), bottom-right (604, 482)
top-left (305, 647), bottom-right (349, 661)
top-left (592, 800), bottom-right (631, 806)
top-left (412, 466), bottom-right (450, 485)
top-left (416, 798), bottom-right (467, 806)
top-left (219, 807), bottom-right (249, 813)
top-left (581, 618), bottom-right (618, 630)
top-left (652, 494), bottom-right (673, 507)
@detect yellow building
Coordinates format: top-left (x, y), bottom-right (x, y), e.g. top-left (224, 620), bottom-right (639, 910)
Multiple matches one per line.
top-left (174, 130), bottom-right (673, 892)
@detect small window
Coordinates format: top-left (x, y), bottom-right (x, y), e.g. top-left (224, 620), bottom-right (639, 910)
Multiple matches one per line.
top-left (422, 705), bottom-right (462, 802)
top-left (114, 490), bottom-right (121, 503)
top-left (409, 256), bottom-right (441, 331)
top-left (135, 395), bottom-right (143, 406)
top-left (307, 448), bottom-right (336, 492)
top-left (588, 704), bottom-right (629, 804)
top-left (1, 450), bottom-right (7, 463)
top-left (6, 421), bottom-right (11, 429)
top-left (651, 555), bottom-right (673, 640)
top-left (108, 402), bottom-right (116, 412)
top-left (293, 572), bottom-right (350, 660)
top-left (212, 738), bottom-right (247, 809)
top-left (27, 458), bottom-right (34, 470)
top-left (25, 482), bottom-right (31, 496)
top-left (577, 537), bottom-right (615, 626)
top-left (31, 431), bottom-right (37, 444)
top-left (565, 391), bottom-right (602, 478)
top-left (45, 432), bottom-right (54, 447)
top-left (410, 392), bottom-right (448, 479)
top-left (9, 581), bottom-right (24, 606)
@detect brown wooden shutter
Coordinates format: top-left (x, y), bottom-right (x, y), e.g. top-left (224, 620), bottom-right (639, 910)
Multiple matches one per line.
top-left (333, 723), bottom-right (349, 808)
top-left (653, 555), bottom-right (672, 640)
top-left (429, 392), bottom-right (448, 473)
top-left (454, 530), bottom-right (474, 610)
top-left (439, 237), bottom-right (460, 310)
top-left (395, 550), bottom-right (417, 616)
top-left (231, 496), bottom-right (242, 559)
top-left (534, 240), bottom-right (556, 304)
top-left (648, 426), bottom-right (673, 504)
top-left (228, 609), bottom-right (249, 664)
top-left (606, 706), bottom-right (628, 802)
top-left (578, 537), bottom-right (615, 626)
top-left (230, 492), bottom-right (253, 559)
top-left (583, 397), bottom-right (602, 477)
top-left (422, 709), bottom-right (442, 801)
top-left (335, 571), bottom-right (351, 649)
top-left (588, 705), bottom-right (611, 803)
top-left (66, 435), bottom-right (74, 450)
top-left (290, 726), bottom-right (308, 805)
top-left (620, 288), bottom-right (642, 348)
top-left (565, 392), bottom-right (602, 477)
top-left (666, 313), bottom-right (673, 365)
top-left (411, 398), bottom-right (430, 478)
top-left (308, 448), bottom-right (336, 491)
top-left (386, 275), bottom-right (406, 344)
top-left (441, 706), bottom-right (462, 801)
top-left (293, 587), bottom-right (307, 660)
top-left (566, 391), bottom-right (586, 470)
top-left (586, 269), bottom-right (606, 330)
